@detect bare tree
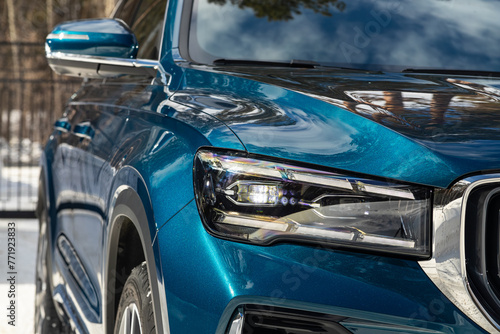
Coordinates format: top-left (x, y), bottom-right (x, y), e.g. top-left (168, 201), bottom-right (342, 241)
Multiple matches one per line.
top-left (46, 0), bottom-right (54, 33)
top-left (6, 0), bottom-right (20, 77)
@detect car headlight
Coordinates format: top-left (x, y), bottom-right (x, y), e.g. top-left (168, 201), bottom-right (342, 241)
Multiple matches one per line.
top-left (194, 149), bottom-right (431, 259)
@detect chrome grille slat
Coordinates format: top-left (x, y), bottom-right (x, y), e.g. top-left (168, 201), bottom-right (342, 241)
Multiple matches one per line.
top-left (465, 186), bottom-right (500, 325)
top-left (420, 175), bottom-right (500, 334)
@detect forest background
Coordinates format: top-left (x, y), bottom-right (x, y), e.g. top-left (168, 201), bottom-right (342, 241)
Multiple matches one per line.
top-left (0, 0), bottom-right (116, 212)
top-left (0, 0), bottom-right (117, 168)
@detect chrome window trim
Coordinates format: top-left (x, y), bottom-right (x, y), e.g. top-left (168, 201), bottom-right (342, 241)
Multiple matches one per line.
top-left (46, 51), bottom-right (159, 69)
top-left (157, 0), bottom-right (170, 61)
top-left (419, 174), bottom-right (500, 333)
top-left (171, 0), bottom-right (185, 50)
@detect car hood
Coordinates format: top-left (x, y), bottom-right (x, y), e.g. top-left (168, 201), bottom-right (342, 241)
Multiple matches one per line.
top-left (173, 66), bottom-right (500, 188)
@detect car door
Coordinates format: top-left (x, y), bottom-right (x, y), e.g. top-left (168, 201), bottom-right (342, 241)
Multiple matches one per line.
top-left (50, 0), bottom-right (168, 331)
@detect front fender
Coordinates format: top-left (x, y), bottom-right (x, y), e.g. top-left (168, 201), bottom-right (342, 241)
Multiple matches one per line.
top-left (105, 167), bottom-right (169, 334)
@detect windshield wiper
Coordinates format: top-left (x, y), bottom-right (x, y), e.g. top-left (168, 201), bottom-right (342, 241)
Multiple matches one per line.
top-left (213, 58), bottom-right (319, 68)
top-left (213, 59), bottom-right (374, 72)
top-left (402, 68), bottom-right (500, 77)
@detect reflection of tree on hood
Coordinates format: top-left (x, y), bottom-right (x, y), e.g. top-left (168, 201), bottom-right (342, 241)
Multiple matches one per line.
top-left (207, 0), bottom-right (346, 21)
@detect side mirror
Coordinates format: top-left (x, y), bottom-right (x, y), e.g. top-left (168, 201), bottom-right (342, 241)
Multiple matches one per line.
top-left (46, 19), bottom-right (156, 78)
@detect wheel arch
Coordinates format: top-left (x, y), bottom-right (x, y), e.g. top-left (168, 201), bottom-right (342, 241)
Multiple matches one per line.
top-left (105, 175), bottom-right (168, 334)
top-left (37, 151), bottom-right (56, 221)
top-left (36, 159), bottom-right (56, 290)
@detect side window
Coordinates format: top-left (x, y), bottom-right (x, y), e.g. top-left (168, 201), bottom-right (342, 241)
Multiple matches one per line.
top-left (113, 0), bottom-right (142, 27)
top-left (132, 0), bottom-right (167, 60)
top-left (114, 0), bottom-right (167, 60)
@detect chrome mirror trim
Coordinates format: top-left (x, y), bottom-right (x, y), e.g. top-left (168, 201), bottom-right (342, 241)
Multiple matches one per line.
top-left (419, 174), bottom-right (500, 333)
top-left (46, 51), bottom-right (158, 78)
top-left (46, 51), bottom-right (159, 69)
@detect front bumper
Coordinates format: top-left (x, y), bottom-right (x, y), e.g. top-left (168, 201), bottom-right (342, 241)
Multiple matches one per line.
top-left (156, 200), bottom-right (486, 334)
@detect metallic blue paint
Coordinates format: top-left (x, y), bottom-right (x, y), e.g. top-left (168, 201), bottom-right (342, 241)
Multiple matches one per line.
top-left (46, 19), bottom-right (138, 59)
top-left (158, 201), bottom-right (485, 334)
top-left (172, 66), bottom-right (500, 188)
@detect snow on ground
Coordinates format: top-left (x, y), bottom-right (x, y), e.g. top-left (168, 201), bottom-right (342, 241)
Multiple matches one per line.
top-left (0, 219), bottom-right (38, 334)
top-left (0, 166), bottom-right (39, 212)
top-left (0, 148), bottom-right (40, 332)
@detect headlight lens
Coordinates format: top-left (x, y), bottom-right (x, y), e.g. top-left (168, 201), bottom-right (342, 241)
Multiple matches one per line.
top-left (194, 150), bottom-right (431, 258)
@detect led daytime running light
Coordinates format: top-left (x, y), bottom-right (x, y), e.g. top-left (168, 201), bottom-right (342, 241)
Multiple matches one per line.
top-left (194, 150), bottom-right (431, 258)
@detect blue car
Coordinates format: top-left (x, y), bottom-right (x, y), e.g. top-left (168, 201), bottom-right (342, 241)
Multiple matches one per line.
top-left (36, 0), bottom-right (500, 333)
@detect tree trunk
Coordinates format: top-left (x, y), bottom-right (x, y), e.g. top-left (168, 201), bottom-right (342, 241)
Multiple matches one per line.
top-left (46, 0), bottom-right (54, 33)
top-left (106, 0), bottom-right (117, 17)
top-left (6, 0), bottom-right (20, 80)
top-left (6, 0), bottom-right (23, 148)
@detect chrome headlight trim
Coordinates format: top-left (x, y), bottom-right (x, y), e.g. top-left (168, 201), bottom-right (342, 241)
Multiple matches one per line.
top-left (194, 149), bottom-right (432, 259)
top-left (419, 174), bottom-right (500, 333)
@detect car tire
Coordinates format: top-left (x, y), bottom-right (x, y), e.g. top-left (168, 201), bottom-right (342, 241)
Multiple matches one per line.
top-left (34, 203), bottom-right (66, 334)
top-left (114, 262), bottom-right (155, 334)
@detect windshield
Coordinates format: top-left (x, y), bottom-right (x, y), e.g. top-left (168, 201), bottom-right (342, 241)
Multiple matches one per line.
top-left (188, 0), bottom-right (500, 72)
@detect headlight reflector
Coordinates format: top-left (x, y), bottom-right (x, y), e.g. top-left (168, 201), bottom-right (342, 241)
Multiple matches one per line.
top-left (194, 150), bottom-right (431, 258)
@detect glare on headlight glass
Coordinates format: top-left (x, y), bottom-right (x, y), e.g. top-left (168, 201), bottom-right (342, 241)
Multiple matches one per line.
top-left (194, 150), bottom-right (431, 259)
